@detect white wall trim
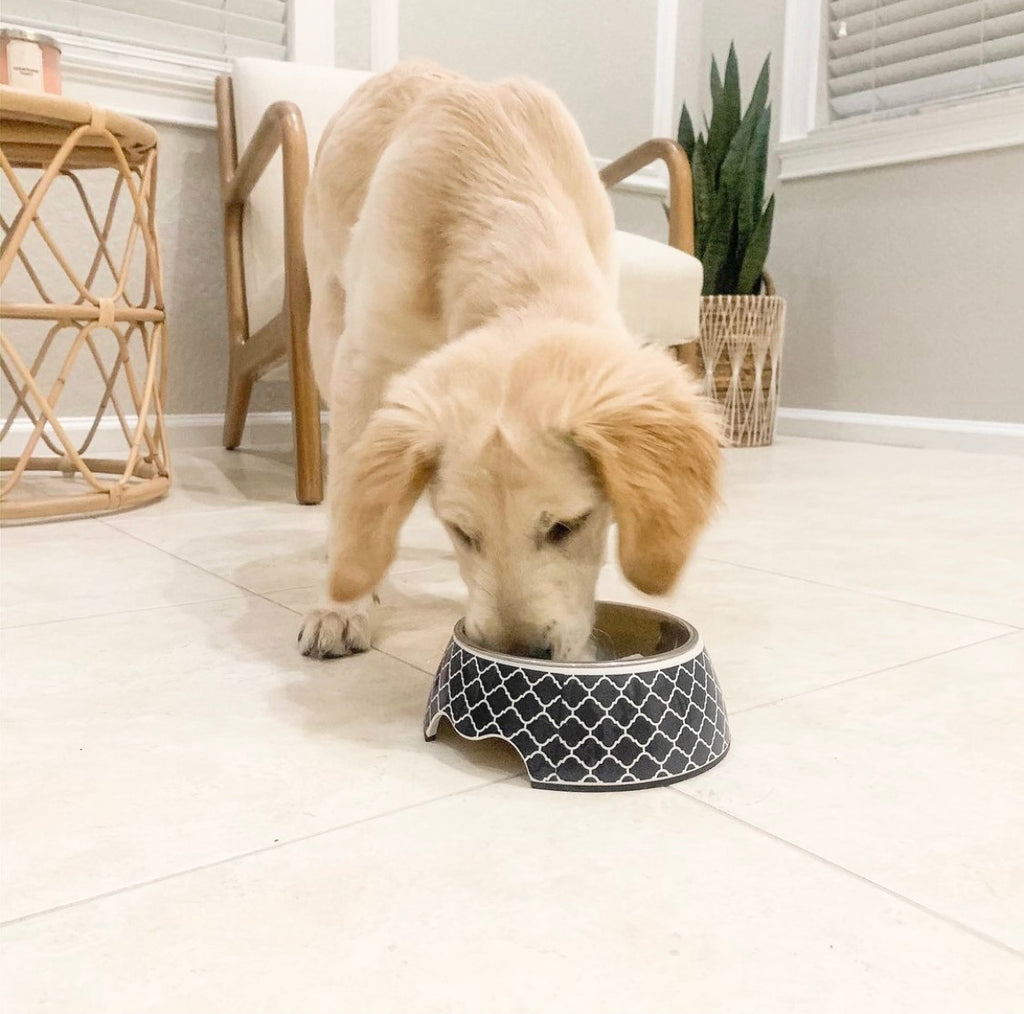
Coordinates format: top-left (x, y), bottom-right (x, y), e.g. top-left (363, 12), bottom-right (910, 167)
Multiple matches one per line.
top-left (652, 0), bottom-right (679, 140)
top-left (776, 408), bottom-right (1024, 454)
top-left (778, 89), bottom-right (1024, 179)
top-left (370, 0), bottom-right (399, 73)
top-left (674, 0), bottom-right (703, 128)
top-left (3, 411), bottom-right (319, 456)
top-left (779, 0), bottom-right (821, 144)
top-left (777, 0), bottom-right (1024, 179)
top-left (289, 0), bottom-right (335, 66)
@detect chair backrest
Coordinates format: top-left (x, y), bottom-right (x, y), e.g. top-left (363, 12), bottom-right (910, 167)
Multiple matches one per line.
top-left (230, 58), bottom-right (372, 333)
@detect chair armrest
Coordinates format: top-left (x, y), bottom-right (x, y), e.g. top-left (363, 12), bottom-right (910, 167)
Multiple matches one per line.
top-left (221, 100), bottom-right (309, 209)
top-left (599, 138), bottom-right (694, 256)
top-left (214, 74), bottom-right (310, 348)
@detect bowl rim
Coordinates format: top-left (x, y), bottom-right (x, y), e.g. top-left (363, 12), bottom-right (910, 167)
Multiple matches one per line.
top-left (450, 601), bottom-right (704, 677)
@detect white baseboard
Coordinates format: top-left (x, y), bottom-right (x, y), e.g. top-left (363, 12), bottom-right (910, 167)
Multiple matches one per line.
top-left (776, 407), bottom-right (1024, 455)
top-left (2, 411), bottom-right (314, 457)
top-left (6, 408), bottom-right (1022, 457)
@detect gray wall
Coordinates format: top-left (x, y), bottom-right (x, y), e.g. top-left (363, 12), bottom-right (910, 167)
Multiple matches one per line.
top-left (398, 0), bottom-right (659, 162)
top-left (774, 147), bottom-right (1024, 422)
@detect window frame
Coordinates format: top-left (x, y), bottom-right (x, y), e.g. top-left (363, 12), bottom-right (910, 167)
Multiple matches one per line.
top-left (778, 0), bottom-right (1024, 180)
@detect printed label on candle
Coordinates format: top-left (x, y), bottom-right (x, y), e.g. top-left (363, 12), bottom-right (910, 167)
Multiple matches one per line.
top-left (8, 39), bottom-right (44, 91)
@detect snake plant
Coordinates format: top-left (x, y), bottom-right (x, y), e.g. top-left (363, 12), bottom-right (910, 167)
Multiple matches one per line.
top-left (677, 44), bottom-right (775, 296)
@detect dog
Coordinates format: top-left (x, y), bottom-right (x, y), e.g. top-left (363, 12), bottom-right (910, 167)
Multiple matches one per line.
top-left (298, 61), bottom-right (721, 662)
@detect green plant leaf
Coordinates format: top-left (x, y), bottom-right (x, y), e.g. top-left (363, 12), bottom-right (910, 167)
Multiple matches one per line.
top-left (746, 54), bottom-right (770, 131)
top-left (710, 56), bottom-right (723, 110)
top-left (691, 136), bottom-right (712, 257)
top-left (700, 193), bottom-right (736, 295)
top-left (676, 103), bottom-right (695, 161)
top-left (737, 194), bottom-right (776, 295)
top-left (705, 44), bottom-right (742, 187)
top-left (719, 221), bottom-right (744, 296)
top-left (719, 51), bottom-right (770, 198)
top-left (724, 42), bottom-right (741, 111)
top-left (738, 103), bottom-right (771, 249)
top-left (718, 99), bottom-right (759, 203)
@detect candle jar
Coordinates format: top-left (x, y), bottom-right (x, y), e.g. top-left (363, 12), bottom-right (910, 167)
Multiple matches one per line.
top-left (1, 29), bottom-right (62, 95)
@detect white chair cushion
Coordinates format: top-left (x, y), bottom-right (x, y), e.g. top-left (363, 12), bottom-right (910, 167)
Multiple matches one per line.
top-left (614, 230), bottom-right (702, 348)
top-left (232, 58), bottom-right (372, 333)
top-left (232, 59), bottom-right (702, 352)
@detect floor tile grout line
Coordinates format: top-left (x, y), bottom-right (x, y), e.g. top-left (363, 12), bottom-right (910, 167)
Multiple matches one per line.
top-left (107, 524), bottom-right (282, 601)
top-left (730, 628), bottom-right (1021, 716)
top-left (99, 505), bottom-right (455, 605)
top-left (253, 590), bottom-right (453, 680)
top-left (0, 774), bottom-right (521, 930)
top-left (699, 554), bottom-right (1023, 630)
top-left (670, 790), bottom-right (1024, 960)
top-left (0, 591), bottom-right (256, 632)
top-left (95, 496), bottom-right (315, 529)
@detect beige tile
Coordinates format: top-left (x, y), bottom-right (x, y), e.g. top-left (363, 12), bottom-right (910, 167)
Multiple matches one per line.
top-left (0, 596), bottom-right (519, 921)
top-left (104, 499), bottom-right (449, 595)
top-left (3, 783), bottom-right (1022, 1014)
top-left (137, 445), bottom-right (298, 517)
top-left (703, 438), bottom-right (1024, 625)
top-left (0, 519), bottom-right (247, 628)
top-left (597, 556), bottom-right (1011, 712)
top-left (679, 631), bottom-right (1024, 951)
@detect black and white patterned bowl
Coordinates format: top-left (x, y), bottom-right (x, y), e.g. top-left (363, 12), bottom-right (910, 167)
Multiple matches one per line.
top-left (424, 602), bottom-right (730, 792)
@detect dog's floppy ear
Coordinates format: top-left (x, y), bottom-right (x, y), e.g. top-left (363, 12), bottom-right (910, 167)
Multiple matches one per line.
top-left (328, 394), bottom-right (438, 603)
top-left (570, 346), bottom-right (722, 596)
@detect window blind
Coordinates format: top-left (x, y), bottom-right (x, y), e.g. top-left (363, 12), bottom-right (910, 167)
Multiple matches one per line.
top-left (827, 0), bottom-right (1024, 119)
top-left (1, 0), bottom-right (288, 63)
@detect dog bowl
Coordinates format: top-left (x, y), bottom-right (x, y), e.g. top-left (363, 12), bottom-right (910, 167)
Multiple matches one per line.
top-left (424, 602), bottom-right (730, 791)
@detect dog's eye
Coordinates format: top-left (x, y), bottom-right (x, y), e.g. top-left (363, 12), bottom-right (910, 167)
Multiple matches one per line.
top-left (546, 512), bottom-right (591, 546)
top-left (448, 524), bottom-right (479, 552)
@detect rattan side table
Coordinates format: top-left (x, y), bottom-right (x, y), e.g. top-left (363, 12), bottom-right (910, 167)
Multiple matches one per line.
top-left (1, 87), bottom-right (170, 521)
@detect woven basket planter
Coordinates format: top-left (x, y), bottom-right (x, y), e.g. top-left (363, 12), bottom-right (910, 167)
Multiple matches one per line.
top-left (696, 274), bottom-right (786, 447)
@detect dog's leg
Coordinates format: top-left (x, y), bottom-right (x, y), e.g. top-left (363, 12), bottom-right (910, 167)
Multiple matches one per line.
top-left (298, 454), bottom-right (376, 658)
top-left (298, 334), bottom-right (389, 660)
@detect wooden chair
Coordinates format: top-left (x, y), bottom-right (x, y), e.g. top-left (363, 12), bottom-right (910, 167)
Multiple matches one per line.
top-left (215, 60), bottom-right (701, 505)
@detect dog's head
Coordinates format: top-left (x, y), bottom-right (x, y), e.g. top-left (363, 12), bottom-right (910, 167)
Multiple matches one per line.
top-left (328, 321), bottom-right (721, 660)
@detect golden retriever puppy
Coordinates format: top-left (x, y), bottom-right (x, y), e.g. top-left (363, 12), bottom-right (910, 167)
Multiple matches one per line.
top-left (299, 61), bottom-right (720, 662)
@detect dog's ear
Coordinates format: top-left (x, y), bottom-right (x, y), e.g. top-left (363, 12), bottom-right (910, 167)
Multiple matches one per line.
top-left (328, 396), bottom-right (438, 603)
top-left (569, 347), bottom-right (722, 595)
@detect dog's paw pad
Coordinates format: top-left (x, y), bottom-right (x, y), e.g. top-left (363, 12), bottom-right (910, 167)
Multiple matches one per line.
top-left (298, 608), bottom-right (371, 659)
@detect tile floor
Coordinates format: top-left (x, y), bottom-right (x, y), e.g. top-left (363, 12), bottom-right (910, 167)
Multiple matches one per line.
top-left (1, 437), bottom-right (1022, 1013)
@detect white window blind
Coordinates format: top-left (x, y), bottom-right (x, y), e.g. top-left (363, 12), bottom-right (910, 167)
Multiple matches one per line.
top-left (827, 0), bottom-right (1024, 119)
top-left (1, 0), bottom-right (288, 63)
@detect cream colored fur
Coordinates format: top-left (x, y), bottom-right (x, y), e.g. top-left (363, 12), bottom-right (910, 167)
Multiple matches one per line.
top-left (298, 62), bottom-right (721, 662)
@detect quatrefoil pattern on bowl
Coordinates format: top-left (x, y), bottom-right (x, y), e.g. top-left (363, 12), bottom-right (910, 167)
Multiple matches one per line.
top-left (424, 620), bottom-right (730, 791)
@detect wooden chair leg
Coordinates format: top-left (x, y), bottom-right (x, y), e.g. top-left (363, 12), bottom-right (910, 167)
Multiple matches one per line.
top-left (223, 361), bottom-right (254, 450)
top-left (678, 340), bottom-right (699, 375)
top-left (288, 326), bottom-right (323, 505)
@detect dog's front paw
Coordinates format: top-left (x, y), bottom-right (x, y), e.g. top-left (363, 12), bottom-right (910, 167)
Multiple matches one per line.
top-left (298, 604), bottom-right (371, 659)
